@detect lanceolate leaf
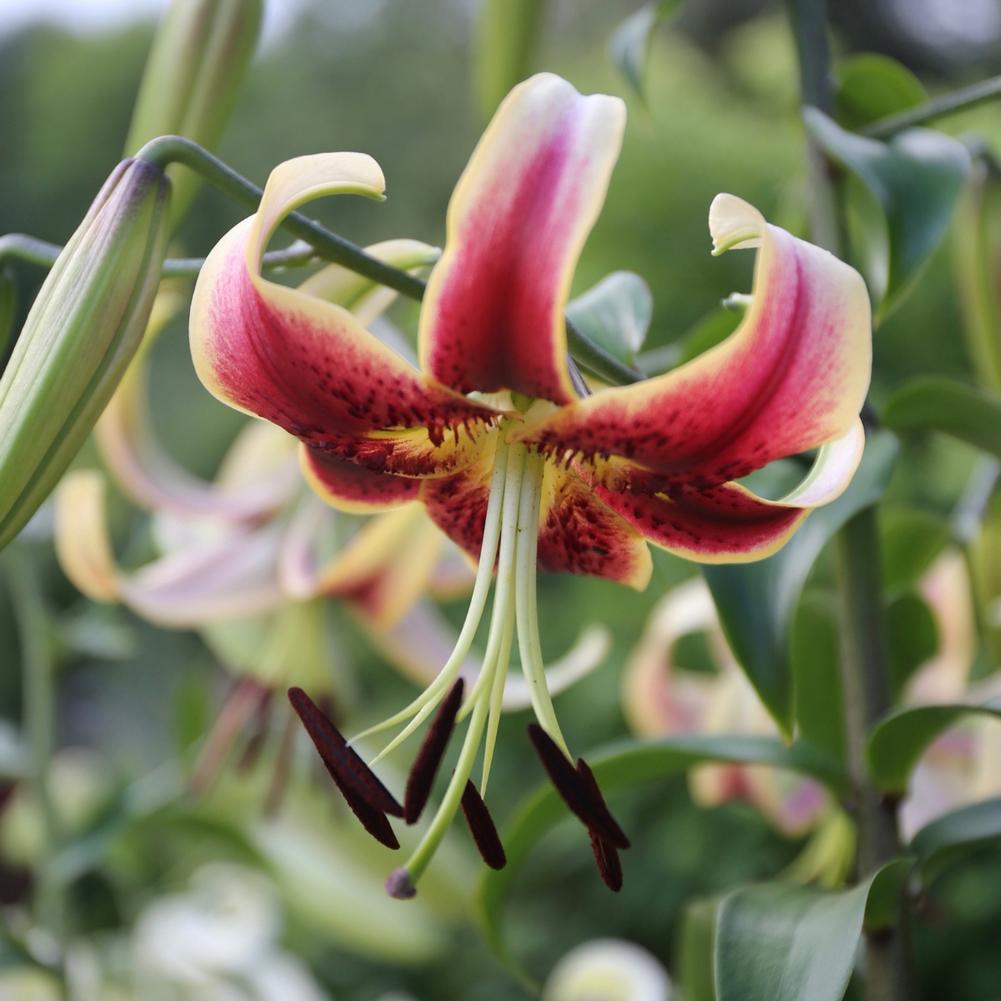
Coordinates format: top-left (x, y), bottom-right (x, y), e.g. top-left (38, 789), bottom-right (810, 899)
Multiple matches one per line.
top-left (910, 797), bottom-right (1001, 883)
top-left (804, 109), bottom-right (970, 316)
top-left (882, 377), bottom-right (1001, 459)
top-left (714, 862), bottom-right (910, 1001)
top-left (704, 432), bottom-right (898, 734)
top-left (608, 0), bottom-right (684, 101)
top-left (478, 735), bottom-right (849, 985)
top-left (867, 695), bottom-right (1001, 793)
top-left (566, 271), bottom-right (653, 368)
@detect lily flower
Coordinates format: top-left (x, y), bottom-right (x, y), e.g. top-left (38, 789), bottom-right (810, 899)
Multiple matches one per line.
top-left (623, 577), bottom-right (830, 838)
top-left (55, 249), bottom-right (605, 812)
top-left (189, 73), bottom-right (871, 894)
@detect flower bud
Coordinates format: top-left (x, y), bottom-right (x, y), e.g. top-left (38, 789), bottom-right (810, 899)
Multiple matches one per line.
top-left (0, 158), bottom-right (170, 550)
top-left (125, 0), bottom-right (263, 224)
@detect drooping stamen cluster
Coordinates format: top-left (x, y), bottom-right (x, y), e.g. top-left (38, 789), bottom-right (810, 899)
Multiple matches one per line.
top-left (287, 421), bottom-right (630, 898)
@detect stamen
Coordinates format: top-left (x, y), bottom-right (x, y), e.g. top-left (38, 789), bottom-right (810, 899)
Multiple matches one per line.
top-left (237, 690), bottom-right (274, 773)
top-left (386, 868), bottom-right (417, 900)
top-left (395, 443), bottom-right (527, 894)
top-left (461, 780), bottom-right (506, 870)
top-left (514, 450), bottom-right (571, 757)
top-left (575, 758), bottom-right (631, 850)
top-left (288, 687), bottom-right (403, 818)
top-left (353, 435), bottom-right (511, 759)
top-left (190, 678), bottom-right (269, 796)
top-left (263, 706), bottom-right (297, 819)
top-left (404, 679), bottom-right (465, 824)
top-left (588, 831), bottom-right (623, 892)
top-left (527, 724), bottom-right (629, 849)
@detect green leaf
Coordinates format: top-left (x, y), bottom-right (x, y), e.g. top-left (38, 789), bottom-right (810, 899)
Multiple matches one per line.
top-left (714, 862), bottom-right (910, 1001)
top-left (608, 1), bottom-right (684, 101)
top-left (867, 695), bottom-right (1001, 792)
top-left (475, 0), bottom-right (548, 119)
top-left (886, 591), bottom-right (938, 698)
top-left (704, 432), bottom-right (898, 733)
top-left (566, 271), bottom-right (653, 368)
top-left (882, 377), bottom-right (1001, 459)
top-left (792, 597), bottom-right (844, 761)
top-left (910, 797), bottom-right (1001, 882)
top-left (479, 735), bottom-right (849, 986)
top-left (879, 506), bottom-right (951, 596)
top-left (834, 54), bottom-right (926, 132)
top-left (804, 108), bottom-right (970, 315)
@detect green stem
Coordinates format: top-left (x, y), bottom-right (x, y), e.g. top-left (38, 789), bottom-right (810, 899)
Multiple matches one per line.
top-left (6, 549), bottom-right (65, 965)
top-left (864, 73), bottom-right (1001, 140)
top-left (0, 232), bottom-right (319, 278)
top-left (786, 3), bottom-right (912, 998)
top-left (131, 134), bottom-right (641, 387)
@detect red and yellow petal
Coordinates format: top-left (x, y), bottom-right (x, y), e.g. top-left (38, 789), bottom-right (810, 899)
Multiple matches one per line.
top-left (596, 473), bottom-right (808, 564)
top-left (537, 462), bottom-right (652, 589)
top-left (190, 154), bottom-right (496, 448)
top-left (419, 433), bottom-right (501, 561)
top-left (517, 194), bottom-right (871, 492)
top-left (419, 73), bottom-right (625, 404)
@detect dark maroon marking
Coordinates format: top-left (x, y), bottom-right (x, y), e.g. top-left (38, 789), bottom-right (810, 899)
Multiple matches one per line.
top-left (587, 829), bottom-right (623, 892)
top-left (575, 758), bottom-right (631, 850)
top-left (460, 781), bottom-right (507, 870)
top-left (526, 724), bottom-right (629, 849)
top-left (287, 687), bottom-right (403, 818)
top-left (404, 679), bottom-right (465, 824)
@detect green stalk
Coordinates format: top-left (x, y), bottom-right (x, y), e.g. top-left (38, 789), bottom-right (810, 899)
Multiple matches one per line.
top-left (864, 73), bottom-right (1001, 140)
top-left (785, 2), bottom-right (913, 998)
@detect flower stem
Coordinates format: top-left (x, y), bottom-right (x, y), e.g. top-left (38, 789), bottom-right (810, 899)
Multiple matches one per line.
top-left (786, 2), bottom-right (913, 997)
top-left (863, 73), bottom-right (1001, 140)
top-left (130, 134), bottom-right (641, 387)
top-left (6, 549), bottom-right (65, 963)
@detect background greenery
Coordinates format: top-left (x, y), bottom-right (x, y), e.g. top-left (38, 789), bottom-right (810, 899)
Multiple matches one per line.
top-left (2, 1), bottom-right (1000, 998)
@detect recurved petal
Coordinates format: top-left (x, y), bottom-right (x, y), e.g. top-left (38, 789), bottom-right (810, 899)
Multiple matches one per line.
top-left (538, 462), bottom-right (652, 589)
top-left (190, 154), bottom-right (496, 448)
top-left (419, 73), bottom-right (625, 404)
top-left (518, 194), bottom-right (871, 489)
top-left (279, 500), bottom-right (442, 628)
top-left (596, 474), bottom-right (808, 564)
top-left (55, 470), bottom-right (284, 627)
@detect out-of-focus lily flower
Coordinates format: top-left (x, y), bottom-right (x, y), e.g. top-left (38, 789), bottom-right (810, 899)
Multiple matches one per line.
top-left (623, 577), bottom-right (830, 838)
top-left (188, 72), bottom-right (871, 894)
top-left (0, 158), bottom-right (170, 550)
top-left (55, 245), bottom-right (607, 809)
top-left (542, 938), bottom-right (673, 1001)
top-left (899, 550), bottom-right (1001, 840)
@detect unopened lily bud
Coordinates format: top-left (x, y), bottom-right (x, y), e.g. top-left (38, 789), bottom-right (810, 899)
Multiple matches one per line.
top-left (125, 0), bottom-right (263, 224)
top-left (0, 158), bottom-right (170, 550)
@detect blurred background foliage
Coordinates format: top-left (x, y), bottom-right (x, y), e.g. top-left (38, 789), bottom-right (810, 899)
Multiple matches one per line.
top-left (2, 1), bottom-right (1001, 998)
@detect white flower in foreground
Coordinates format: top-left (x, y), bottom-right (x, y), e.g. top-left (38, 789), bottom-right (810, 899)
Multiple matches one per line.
top-left (542, 938), bottom-right (672, 1001)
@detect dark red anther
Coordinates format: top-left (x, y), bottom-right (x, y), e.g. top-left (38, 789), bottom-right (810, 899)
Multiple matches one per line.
top-left (526, 724), bottom-right (629, 849)
top-left (588, 830), bottom-right (623, 892)
top-left (575, 758), bottom-right (631, 850)
top-left (288, 689), bottom-right (400, 850)
top-left (404, 679), bottom-right (465, 824)
top-left (461, 781), bottom-right (506, 870)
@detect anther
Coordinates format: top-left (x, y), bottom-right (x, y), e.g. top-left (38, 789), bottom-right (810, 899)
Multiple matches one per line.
top-left (288, 687), bottom-right (403, 818)
top-left (527, 724), bottom-right (629, 849)
top-left (404, 679), bottom-right (465, 824)
top-left (461, 781), bottom-right (506, 870)
top-left (588, 830), bottom-right (623, 892)
top-left (575, 758), bottom-right (631, 850)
